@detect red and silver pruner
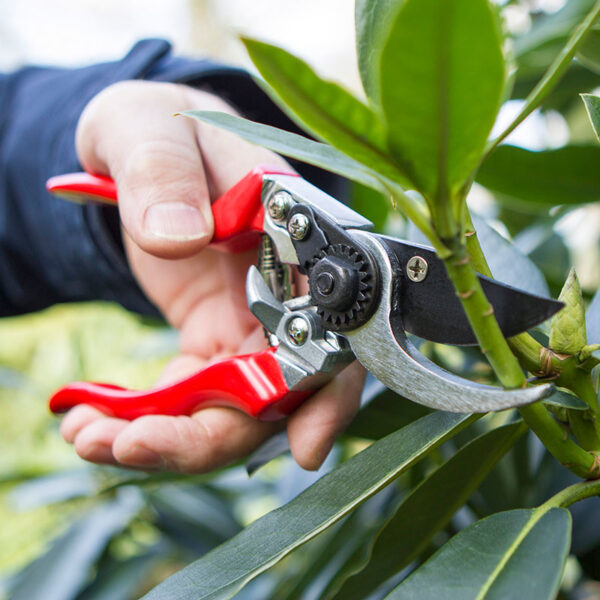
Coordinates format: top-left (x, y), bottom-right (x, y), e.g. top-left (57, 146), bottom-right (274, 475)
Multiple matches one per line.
top-left (46, 166), bottom-right (561, 420)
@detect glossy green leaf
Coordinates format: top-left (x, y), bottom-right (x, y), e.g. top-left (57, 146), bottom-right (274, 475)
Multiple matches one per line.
top-left (477, 144), bottom-right (600, 206)
top-left (379, 0), bottom-right (505, 202)
top-left (577, 28), bottom-right (600, 73)
top-left (543, 389), bottom-right (589, 411)
top-left (385, 507), bottom-right (571, 600)
top-left (581, 94), bottom-right (600, 142)
top-left (355, 0), bottom-right (397, 103)
top-left (183, 110), bottom-right (386, 193)
top-left (141, 412), bottom-right (475, 600)
top-left (242, 39), bottom-right (411, 187)
top-left (329, 422), bottom-right (525, 600)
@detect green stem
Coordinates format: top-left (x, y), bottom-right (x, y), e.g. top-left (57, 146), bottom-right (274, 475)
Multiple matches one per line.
top-left (520, 403), bottom-right (597, 479)
top-left (382, 181), bottom-right (449, 257)
top-left (543, 478), bottom-right (600, 509)
top-left (463, 212), bottom-right (600, 472)
top-left (486, 0), bottom-right (600, 156)
top-left (442, 236), bottom-right (525, 388)
top-left (464, 213), bottom-right (545, 372)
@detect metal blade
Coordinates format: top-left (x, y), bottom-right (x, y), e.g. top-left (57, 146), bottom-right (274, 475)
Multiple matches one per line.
top-left (344, 231), bottom-right (553, 413)
top-left (375, 234), bottom-right (563, 346)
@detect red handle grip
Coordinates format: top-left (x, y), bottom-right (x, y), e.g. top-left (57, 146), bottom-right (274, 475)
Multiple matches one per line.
top-left (49, 348), bottom-right (309, 421)
top-left (46, 166), bottom-right (309, 420)
top-left (46, 165), bottom-right (298, 253)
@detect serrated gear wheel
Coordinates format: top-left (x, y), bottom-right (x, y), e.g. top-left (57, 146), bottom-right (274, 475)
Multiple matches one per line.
top-left (308, 243), bottom-right (377, 331)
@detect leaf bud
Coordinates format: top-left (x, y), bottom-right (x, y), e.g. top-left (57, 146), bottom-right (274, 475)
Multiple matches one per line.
top-left (550, 268), bottom-right (587, 356)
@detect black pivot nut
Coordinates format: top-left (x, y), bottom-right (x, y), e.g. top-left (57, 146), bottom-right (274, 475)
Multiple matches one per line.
top-left (309, 256), bottom-right (359, 312)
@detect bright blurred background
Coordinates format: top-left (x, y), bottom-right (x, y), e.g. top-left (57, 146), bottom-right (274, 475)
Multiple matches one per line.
top-left (0, 0), bottom-right (360, 88)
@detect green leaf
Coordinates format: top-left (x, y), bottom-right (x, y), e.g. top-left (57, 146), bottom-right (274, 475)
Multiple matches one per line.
top-left (77, 551), bottom-right (162, 600)
top-left (276, 487), bottom-right (402, 600)
top-left (512, 65), bottom-right (598, 113)
top-left (544, 389), bottom-right (589, 411)
top-left (490, 0), bottom-right (600, 152)
top-left (349, 182), bottom-right (390, 231)
top-left (355, 0), bottom-right (398, 103)
top-left (581, 93), bottom-right (600, 142)
top-left (514, 226), bottom-right (570, 291)
top-left (477, 145), bottom-right (600, 207)
top-left (241, 38), bottom-right (412, 187)
top-left (514, 0), bottom-right (596, 62)
top-left (329, 422), bottom-right (525, 600)
top-left (141, 412), bottom-right (476, 600)
top-left (379, 0), bottom-right (505, 203)
top-left (471, 215), bottom-right (550, 299)
top-left (182, 110), bottom-right (386, 193)
top-left (7, 489), bottom-right (143, 600)
top-left (345, 380), bottom-right (430, 441)
top-left (577, 28), bottom-right (600, 73)
top-left (550, 268), bottom-right (587, 355)
top-left (385, 507), bottom-right (571, 600)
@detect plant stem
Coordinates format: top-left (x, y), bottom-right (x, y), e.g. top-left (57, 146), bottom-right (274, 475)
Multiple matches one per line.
top-left (520, 403), bottom-right (597, 478)
top-left (442, 236), bottom-right (525, 388)
top-left (543, 478), bottom-right (600, 509)
top-left (464, 213), bottom-right (546, 371)
top-left (383, 181), bottom-right (449, 257)
top-left (486, 0), bottom-right (600, 155)
top-left (463, 211), bottom-right (600, 472)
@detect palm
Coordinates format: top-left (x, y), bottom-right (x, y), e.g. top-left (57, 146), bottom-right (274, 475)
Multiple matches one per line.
top-left (124, 236), bottom-right (266, 381)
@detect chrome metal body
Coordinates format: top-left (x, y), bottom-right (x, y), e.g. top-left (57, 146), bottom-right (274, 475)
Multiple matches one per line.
top-left (249, 174), bottom-right (555, 413)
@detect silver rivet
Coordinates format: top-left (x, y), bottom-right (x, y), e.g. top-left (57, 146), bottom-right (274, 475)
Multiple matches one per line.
top-left (287, 317), bottom-right (309, 346)
top-left (288, 214), bottom-right (310, 240)
top-left (268, 191), bottom-right (292, 221)
top-left (406, 256), bottom-right (428, 282)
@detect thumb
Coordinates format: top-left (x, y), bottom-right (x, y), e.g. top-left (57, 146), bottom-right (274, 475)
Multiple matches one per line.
top-left (76, 81), bottom-right (218, 259)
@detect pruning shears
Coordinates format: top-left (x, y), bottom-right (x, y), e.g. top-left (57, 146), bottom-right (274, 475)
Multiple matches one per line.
top-left (46, 166), bottom-right (561, 420)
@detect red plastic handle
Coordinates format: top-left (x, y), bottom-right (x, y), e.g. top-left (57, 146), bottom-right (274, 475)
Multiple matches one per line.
top-left (46, 165), bottom-right (298, 253)
top-left (49, 347), bottom-right (310, 421)
top-left (46, 166), bottom-right (311, 420)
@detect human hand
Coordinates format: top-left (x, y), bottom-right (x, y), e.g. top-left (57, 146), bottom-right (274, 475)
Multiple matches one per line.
top-left (59, 80), bottom-right (365, 473)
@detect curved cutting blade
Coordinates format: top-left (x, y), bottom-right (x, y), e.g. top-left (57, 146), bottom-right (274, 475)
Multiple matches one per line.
top-left (344, 232), bottom-right (553, 413)
top-left (375, 235), bottom-right (562, 346)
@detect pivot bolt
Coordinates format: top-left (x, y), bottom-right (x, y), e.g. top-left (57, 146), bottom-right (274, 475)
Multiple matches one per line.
top-left (268, 191), bottom-right (292, 222)
top-left (288, 214), bottom-right (310, 240)
top-left (406, 256), bottom-right (428, 282)
top-left (287, 317), bottom-right (309, 346)
top-left (315, 272), bottom-right (335, 295)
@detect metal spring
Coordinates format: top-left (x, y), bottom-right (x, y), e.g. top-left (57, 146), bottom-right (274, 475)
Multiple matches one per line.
top-left (258, 235), bottom-right (293, 347)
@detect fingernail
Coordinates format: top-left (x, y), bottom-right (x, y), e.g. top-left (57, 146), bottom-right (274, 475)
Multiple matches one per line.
top-left (117, 444), bottom-right (164, 468)
top-left (144, 202), bottom-right (209, 241)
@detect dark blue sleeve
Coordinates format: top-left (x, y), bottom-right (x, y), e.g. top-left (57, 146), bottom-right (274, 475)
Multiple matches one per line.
top-left (0, 39), bottom-right (342, 317)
